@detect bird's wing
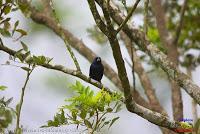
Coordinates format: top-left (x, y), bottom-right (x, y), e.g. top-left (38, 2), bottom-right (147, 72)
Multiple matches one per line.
top-left (89, 64), bottom-right (95, 77)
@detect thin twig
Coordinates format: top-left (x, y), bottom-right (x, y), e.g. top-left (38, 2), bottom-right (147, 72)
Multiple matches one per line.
top-left (87, 0), bottom-right (108, 36)
top-left (98, 0), bottom-right (134, 110)
top-left (144, 0), bottom-right (149, 35)
top-left (47, 0), bottom-right (81, 72)
top-left (173, 0), bottom-right (188, 45)
top-left (116, 0), bottom-right (141, 34)
top-left (0, 44), bottom-right (112, 95)
top-left (0, 37), bottom-right (4, 46)
top-left (16, 67), bottom-right (34, 131)
top-left (94, 110), bottom-right (99, 131)
top-left (130, 42), bottom-right (135, 91)
top-left (17, 0), bottom-right (150, 109)
top-left (0, 28), bottom-right (182, 133)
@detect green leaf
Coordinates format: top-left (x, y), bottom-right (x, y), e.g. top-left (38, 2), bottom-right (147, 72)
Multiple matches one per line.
top-left (3, 5), bottom-right (11, 15)
top-left (98, 106), bottom-right (104, 112)
top-left (60, 109), bottom-right (65, 124)
top-left (105, 93), bottom-right (111, 103)
top-left (194, 118), bottom-right (200, 133)
top-left (109, 117), bottom-right (119, 129)
top-left (17, 2), bottom-right (30, 17)
top-left (21, 67), bottom-right (31, 72)
top-left (24, 51), bottom-right (31, 60)
top-left (53, 116), bottom-right (59, 127)
top-left (84, 119), bottom-right (92, 128)
top-left (46, 57), bottom-right (53, 64)
top-left (88, 90), bottom-right (94, 97)
top-left (106, 108), bottom-right (113, 112)
top-left (85, 86), bottom-right (90, 95)
top-left (72, 111), bottom-right (77, 121)
top-left (20, 41), bottom-right (28, 51)
top-left (16, 128), bottom-right (22, 134)
top-left (33, 56), bottom-right (40, 64)
top-left (5, 109), bottom-right (12, 122)
top-left (16, 103), bottom-right (20, 115)
top-left (80, 110), bottom-right (87, 119)
top-left (16, 29), bottom-right (27, 36)
top-left (32, 55), bottom-right (47, 65)
top-left (14, 49), bottom-right (24, 62)
top-left (0, 85), bottom-right (7, 91)
top-left (0, 17), bottom-right (11, 25)
top-left (47, 120), bottom-right (58, 127)
top-left (6, 0), bottom-right (13, 3)
top-left (89, 110), bottom-right (95, 117)
top-left (40, 56), bottom-right (46, 63)
top-left (4, 20), bottom-right (11, 30)
top-left (12, 20), bottom-right (19, 36)
top-left (76, 81), bottom-right (82, 90)
top-left (0, 28), bottom-right (11, 37)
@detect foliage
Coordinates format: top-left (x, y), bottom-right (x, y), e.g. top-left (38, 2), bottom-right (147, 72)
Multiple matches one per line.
top-left (117, 0), bottom-right (200, 74)
top-left (167, 0), bottom-right (200, 51)
top-left (166, 0), bottom-right (200, 69)
top-left (0, 85), bottom-right (7, 91)
top-left (0, 0), bottom-right (27, 39)
top-left (42, 81), bottom-right (122, 133)
top-left (0, 96), bottom-right (16, 133)
top-left (194, 118), bottom-right (200, 133)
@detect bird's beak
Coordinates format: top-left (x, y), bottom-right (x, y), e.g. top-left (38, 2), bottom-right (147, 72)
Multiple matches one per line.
top-left (97, 58), bottom-right (100, 62)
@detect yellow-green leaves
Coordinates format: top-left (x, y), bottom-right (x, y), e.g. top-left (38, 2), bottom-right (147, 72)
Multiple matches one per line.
top-left (3, 5), bottom-right (11, 15)
top-left (0, 85), bottom-right (7, 91)
top-left (17, 0), bottom-right (31, 17)
top-left (43, 81), bottom-right (122, 133)
top-left (0, 0), bottom-right (23, 38)
top-left (0, 97), bottom-right (15, 132)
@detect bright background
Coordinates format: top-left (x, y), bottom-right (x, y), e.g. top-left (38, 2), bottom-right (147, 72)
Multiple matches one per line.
top-left (0, 0), bottom-right (200, 134)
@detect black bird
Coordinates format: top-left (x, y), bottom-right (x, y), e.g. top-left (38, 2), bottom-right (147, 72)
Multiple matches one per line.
top-left (89, 57), bottom-right (104, 82)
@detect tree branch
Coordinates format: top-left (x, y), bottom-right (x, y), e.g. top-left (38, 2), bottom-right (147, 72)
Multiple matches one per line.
top-left (40, 0), bottom-right (52, 16)
top-left (0, 44), bottom-right (112, 94)
top-left (96, 0), bottom-right (200, 105)
top-left (120, 32), bottom-right (167, 115)
top-left (150, 0), bottom-right (171, 48)
top-left (86, 1), bottom-right (186, 132)
top-left (16, 0), bottom-right (152, 109)
top-left (173, 0), bottom-right (188, 45)
top-left (143, 0), bottom-right (149, 35)
top-left (121, 32), bottom-right (172, 134)
top-left (150, 0), bottom-right (183, 122)
top-left (16, 66), bottom-right (34, 131)
top-left (88, 0), bottom-right (134, 110)
top-left (86, 0), bottom-right (108, 36)
top-left (116, 0), bottom-right (141, 34)
top-left (49, 1), bottom-right (82, 72)
top-left (0, 42), bottom-right (182, 132)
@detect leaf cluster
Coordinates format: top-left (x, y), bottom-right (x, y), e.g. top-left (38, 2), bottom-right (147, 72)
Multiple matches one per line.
top-left (0, 0), bottom-right (27, 39)
top-left (42, 81), bottom-right (122, 133)
top-left (0, 95), bottom-right (16, 133)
